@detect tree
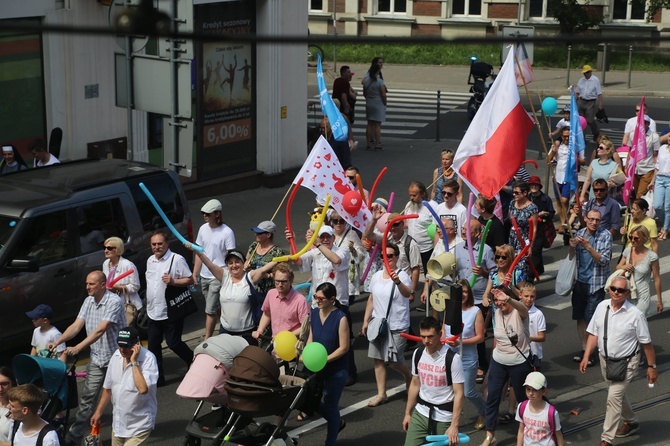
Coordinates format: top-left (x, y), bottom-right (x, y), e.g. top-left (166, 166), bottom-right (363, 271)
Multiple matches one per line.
top-left (550, 0), bottom-right (602, 35)
top-left (639, 0), bottom-right (666, 22)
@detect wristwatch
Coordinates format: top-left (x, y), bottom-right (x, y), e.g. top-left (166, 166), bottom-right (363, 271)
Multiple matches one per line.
top-left (648, 364), bottom-right (657, 369)
top-left (130, 362), bottom-right (139, 367)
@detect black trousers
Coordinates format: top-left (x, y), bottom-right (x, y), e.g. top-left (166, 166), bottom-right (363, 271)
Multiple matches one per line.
top-left (148, 317), bottom-right (194, 379)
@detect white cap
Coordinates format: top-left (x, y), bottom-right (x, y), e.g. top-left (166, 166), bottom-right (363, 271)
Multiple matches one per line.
top-left (318, 225), bottom-right (334, 237)
top-left (523, 371), bottom-right (547, 390)
top-left (201, 199), bottom-right (222, 213)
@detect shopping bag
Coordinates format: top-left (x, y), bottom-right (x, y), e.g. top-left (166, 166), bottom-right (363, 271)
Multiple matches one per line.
top-left (555, 254), bottom-right (577, 296)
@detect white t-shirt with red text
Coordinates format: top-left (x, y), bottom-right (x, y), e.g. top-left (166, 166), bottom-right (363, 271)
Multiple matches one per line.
top-left (515, 401), bottom-right (562, 446)
top-left (411, 344), bottom-right (464, 422)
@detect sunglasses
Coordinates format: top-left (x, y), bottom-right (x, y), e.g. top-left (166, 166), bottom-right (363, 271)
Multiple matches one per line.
top-left (512, 190), bottom-right (524, 195)
top-left (347, 176), bottom-right (356, 181)
top-left (313, 295), bottom-right (328, 302)
top-left (104, 246), bottom-right (116, 251)
top-left (609, 286), bottom-right (628, 294)
top-left (442, 191), bottom-right (455, 197)
top-left (597, 146), bottom-right (607, 150)
top-left (495, 255), bottom-right (508, 261)
top-left (331, 218), bottom-right (346, 224)
top-left (635, 108), bottom-right (641, 113)
top-left (392, 221), bottom-right (403, 228)
top-left (593, 188), bottom-right (606, 192)
top-left (201, 212), bottom-right (212, 216)
top-left (629, 235), bottom-right (641, 242)
top-left (386, 253), bottom-right (396, 259)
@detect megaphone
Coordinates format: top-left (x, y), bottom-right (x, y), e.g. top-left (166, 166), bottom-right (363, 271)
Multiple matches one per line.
top-left (427, 252), bottom-right (457, 279)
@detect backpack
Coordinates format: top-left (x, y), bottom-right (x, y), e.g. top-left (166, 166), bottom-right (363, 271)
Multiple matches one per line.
top-left (245, 273), bottom-right (265, 326)
top-left (412, 345), bottom-right (456, 386)
top-left (11, 422), bottom-right (58, 446)
top-left (518, 399), bottom-right (557, 444)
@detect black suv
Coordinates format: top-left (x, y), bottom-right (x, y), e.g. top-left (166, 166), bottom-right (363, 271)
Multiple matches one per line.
top-left (0, 159), bottom-right (193, 352)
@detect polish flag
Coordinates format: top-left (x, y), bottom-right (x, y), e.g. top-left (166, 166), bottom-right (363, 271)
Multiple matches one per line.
top-left (454, 48), bottom-right (535, 200)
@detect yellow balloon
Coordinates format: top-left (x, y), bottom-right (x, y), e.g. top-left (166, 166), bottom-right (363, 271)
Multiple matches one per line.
top-left (274, 331), bottom-right (298, 361)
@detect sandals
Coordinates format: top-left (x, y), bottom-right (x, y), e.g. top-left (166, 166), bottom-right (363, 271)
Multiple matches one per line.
top-left (367, 395), bottom-right (389, 407)
top-left (658, 230), bottom-right (667, 241)
top-left (374, 145), bottom-right (383, 151)
top-left (476, 370), bottom-right (485, 384)
top-left (498, 412), bottom-right (514, 424)
top-left (296, 412), bottom-right (311, 422)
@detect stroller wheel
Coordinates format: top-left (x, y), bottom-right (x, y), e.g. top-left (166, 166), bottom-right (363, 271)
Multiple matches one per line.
top-left (183, 435), bottom-right (201, 446)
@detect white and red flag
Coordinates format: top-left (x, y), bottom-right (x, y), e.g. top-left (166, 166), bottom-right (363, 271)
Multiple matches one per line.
top-left (622, 97), bottom-right (647, 205)
top-left (453, 48), bottom-right (535, 200)
top-left (514, 42), bottom-right (534, 86)
top-left (293, 136), bottom-right (372, 230)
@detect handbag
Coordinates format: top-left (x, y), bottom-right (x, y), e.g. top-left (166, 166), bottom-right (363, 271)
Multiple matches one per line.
top-left (603, 306), bottom-right (633, 382)
top-left (367, 282), bottom-right (396, 342)
top-left (123, 290), bottom-right (138, 326)
top-left (542, 218), bottom-right (557, 248)
top-left (555, 253), bottom-right (577, 296)
top-left (164, 255), bottom-right (198, 320)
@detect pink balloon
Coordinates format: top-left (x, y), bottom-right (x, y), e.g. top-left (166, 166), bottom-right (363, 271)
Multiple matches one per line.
top-left (375, 213), bottom-right (390, 233)
top-left (342, 190), bottom-right (363, 215)
top-left (579, 116), bottom-right (587, 130)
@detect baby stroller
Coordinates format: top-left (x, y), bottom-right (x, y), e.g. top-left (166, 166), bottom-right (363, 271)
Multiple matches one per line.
top-left (12, 353), bottom-right (79, 436)
top-left (178, 334), bottom-right (252, 446)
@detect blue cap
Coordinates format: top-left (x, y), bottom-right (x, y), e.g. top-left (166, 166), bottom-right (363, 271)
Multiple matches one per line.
top-left (26, 304), bottom-right (54, 320)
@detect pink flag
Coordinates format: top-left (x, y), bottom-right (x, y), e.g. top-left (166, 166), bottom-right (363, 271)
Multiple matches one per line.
top-left (622, 97), bottom-right (647, 205)
top-left (454, 49), bottom-right (535, 200)
top-left (293, 136), bottom-right (372, 230)
top-left (514, 42), bottom-right (534, 87)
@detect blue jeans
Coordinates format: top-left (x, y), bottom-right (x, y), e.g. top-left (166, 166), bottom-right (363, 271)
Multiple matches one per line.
top-left (318, 368), bottom-right (347, 446)
top-left (67, 362), bottom-right (106, 444)
top-left (653, 174), bottom-right (670, 230)
top-left (484, 357), bottom-right (532, 431)
top-left (462, 356), bottom-right (486, 416)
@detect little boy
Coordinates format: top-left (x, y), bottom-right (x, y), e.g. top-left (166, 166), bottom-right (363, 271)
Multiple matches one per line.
top-left (8, 384), bottom-right (60, 446)
top-left (548, 106), bottom-right (570, 141)
top-left (515, 372), bottom-right (565, 446)
top-left (26, 305), bottom-right (65, 358)
top-left (518, 282), bottom-right (546, 369)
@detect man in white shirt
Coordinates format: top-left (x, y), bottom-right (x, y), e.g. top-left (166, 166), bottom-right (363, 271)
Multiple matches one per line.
top-left (579, 276), bottom-right (657, 446)
top-left (403, 316), bottom-right (464, 446)
top-left (91, 326), bottom-right (158, 446)
top-left (622, 104), bottom-right (656, 147)
top-left (192, 198), bottom-right (236, 339)
top-left (634, 115), bottom-right (661, 199)
top-left (434, 179), bottom-right (468, 246)
top-left (575, 65), bottom-right (603, 141)
top-left (145, 230), bottom-right (194, 387)
top-left (404, 181), bottom-right (437, 276)
top-left (30, 140), bottom-right (60, 167)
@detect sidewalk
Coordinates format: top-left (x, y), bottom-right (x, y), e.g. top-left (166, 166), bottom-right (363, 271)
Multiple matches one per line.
top-left (312, 62), bottom-right (670, 97)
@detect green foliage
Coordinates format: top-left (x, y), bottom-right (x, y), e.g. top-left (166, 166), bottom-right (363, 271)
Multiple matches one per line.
top-left (641, 0), bottom-right (669, 22)
top-left (549, 0), bottom-right (602, 35)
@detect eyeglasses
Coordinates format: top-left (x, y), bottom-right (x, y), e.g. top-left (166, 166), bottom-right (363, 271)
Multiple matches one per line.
top-left (442, 191), bottom-right (455, 197)
top-left (586, 217), bottom-right (602, 222)
top-left (493, 299), bottom-right (508, 305)
top-left (495, 255), bottom-right (508, 261)
top-left (274, 279), bottom-right (289, 284)
top-left (104, 246), bottom-right (116, 251)
top-left (386, 253), bottom-right (396, 259)
top-left (609, 286), bottom-right (628, 294)
top-left (202, 212), bottom-right (212, 216)
top-left (331, 218), bottom-right (346, 224)
top-left (593, 188), bottom-right (606, 192)
top-left (630, 235), bottom-right (641, 242)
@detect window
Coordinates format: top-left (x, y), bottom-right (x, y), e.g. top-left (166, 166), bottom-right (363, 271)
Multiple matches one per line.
top-left (528, 0), bottom-right (552, 18)
top-left (452, 0), bottom-right (482, 16)
top-left (75, 199), bottom-right (128, 255)
top-left (310, 0), bottom-right (324, 10)
top-left (129, 176), bottom-right (185, 232)
top-left (14, 211), bottom-right (70, 266)
top-left (612, 0), bottom-right (645, 20)
top-left (378, 0), bottom-right (407, 13)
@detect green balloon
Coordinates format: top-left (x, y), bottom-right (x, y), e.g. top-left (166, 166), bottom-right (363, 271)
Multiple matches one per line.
top-left (427, 223), bottom-right (437, 241)
top-left (302, 342), bottom-right (328, 372)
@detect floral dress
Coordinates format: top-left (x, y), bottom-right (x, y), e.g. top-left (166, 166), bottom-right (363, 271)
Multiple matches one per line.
top-left (508, 202), bottom-right (538, 254)
top-left (246, 242), bottom-right (285, 295)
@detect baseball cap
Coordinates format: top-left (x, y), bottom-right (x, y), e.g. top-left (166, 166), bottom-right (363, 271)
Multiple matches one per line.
top-left (528, 176), bottom-right (542, 188)
top-left (201, 199), bottom-right (222, 214)
top-left (318, 225), bottom-right (334, 237)
top-left (26, 304), bottom-right (54, 320)
top-left (117, 326), bottom-right (140, 347)
top-left (372, 198), bottom-right (389, 210)
top-left (225, 249), bottom-right (246, 263)
top-left (581, 65), bottom-right (593, 74)
top-left (251, 221), bottom-right (276, 234)
top-left (523, 371), bottom-right (548, 390)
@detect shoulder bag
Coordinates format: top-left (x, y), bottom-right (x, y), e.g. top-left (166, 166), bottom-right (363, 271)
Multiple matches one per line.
top-left (164, 254), bottom-right (198, 320)
top-left (603, 306), bottom-right (633, 382)
top-left (367, 282), bottom-right (396, 342)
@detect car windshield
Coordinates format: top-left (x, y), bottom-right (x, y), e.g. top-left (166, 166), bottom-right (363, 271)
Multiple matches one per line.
top-left (0, 215), bottom-right (19, 254)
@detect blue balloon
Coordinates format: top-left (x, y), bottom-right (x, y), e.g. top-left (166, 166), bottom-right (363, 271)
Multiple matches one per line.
top-left (541, 97), bottom-right (558, 116)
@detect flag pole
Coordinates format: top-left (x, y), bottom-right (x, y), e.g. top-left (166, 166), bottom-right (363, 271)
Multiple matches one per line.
top-left (270, 183), bottom-right (295, 222)
top-left (513, 48), bottom-right (569, 230)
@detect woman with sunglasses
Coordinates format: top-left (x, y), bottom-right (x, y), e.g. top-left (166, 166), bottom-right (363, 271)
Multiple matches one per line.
top-left (616, 225), bottom-right (663, 317)
top-left (330, 211), bottom-right (366, 304)
top-left (431, 149), bottom-right (463, 204)
top-left (507, 181), bottom-right (537, 279)
top-left (482, 245), bottom-right (525, 311)
top-left (245, 220), bottom-right (284, 296)
top-left (480, 286), bottom-right (532, 446)
top-left (307, 282), bottom-right (349, 445)
top-left (581, 139), bottom-right (618, 202)
top-left (621, 198), bottom-right (658, 253)
top-left (102, 236), bottom-right (143, 321)
top-left (362, 242), bottom-right (412, 408)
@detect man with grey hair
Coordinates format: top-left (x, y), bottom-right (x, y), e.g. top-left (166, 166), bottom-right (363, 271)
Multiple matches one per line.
top-left (579, 276), bottom-right (657, 446)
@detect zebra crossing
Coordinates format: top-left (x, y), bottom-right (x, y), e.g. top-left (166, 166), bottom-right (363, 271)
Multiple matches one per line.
top-left (315, 88), bottom-right (471, 137)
